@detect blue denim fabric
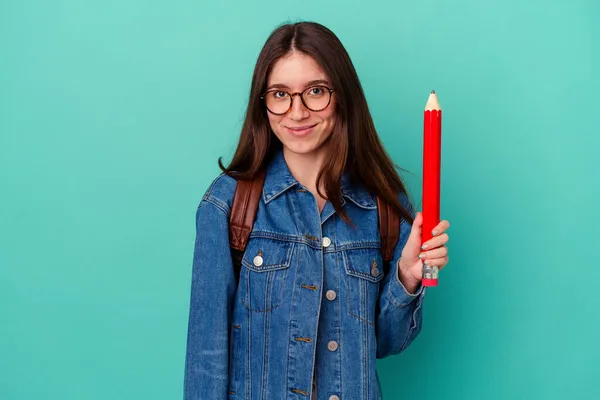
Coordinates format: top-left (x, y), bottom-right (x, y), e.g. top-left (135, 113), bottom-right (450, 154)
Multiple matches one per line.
top-left (184, 150), bottom-right (426, 400)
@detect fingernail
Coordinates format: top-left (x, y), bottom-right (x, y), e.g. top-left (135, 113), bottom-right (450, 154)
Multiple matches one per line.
top-left (421, 244), bottom-right (429, 250)
top-left (418, 253), bottom-right (426, 259)
top-left (432, 230), bottom-right (438, 236)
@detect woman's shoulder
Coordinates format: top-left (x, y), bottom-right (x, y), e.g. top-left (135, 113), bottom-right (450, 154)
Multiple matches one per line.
top-left (199, 172), bottom-right (239, 214)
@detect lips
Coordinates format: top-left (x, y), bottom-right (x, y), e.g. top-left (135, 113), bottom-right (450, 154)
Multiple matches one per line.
top-left (286, 124), bottom-right (317, 131)
top-left (285, 123), bottom-right (318, 137)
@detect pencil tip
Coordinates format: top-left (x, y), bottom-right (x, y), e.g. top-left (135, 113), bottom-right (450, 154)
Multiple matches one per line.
top-left (431, 90), bottom-right (436, 94)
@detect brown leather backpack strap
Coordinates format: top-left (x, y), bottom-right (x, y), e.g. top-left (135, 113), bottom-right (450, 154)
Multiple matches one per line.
top-left (376, 195), bottom-right (400, 262)
top-left (229, 169), bottom-right (266, 251)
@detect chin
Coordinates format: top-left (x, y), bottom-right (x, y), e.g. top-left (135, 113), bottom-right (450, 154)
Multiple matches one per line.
top-left (281, 140), bottom-right (322, 155)
top-left (272, 125), bottom-right (332, 157)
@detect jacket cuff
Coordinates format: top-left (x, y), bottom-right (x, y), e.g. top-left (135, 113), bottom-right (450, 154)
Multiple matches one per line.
top-left (388, 258), bottom-right (426, 308)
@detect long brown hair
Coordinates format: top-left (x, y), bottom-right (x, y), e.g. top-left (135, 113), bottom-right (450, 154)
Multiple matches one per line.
top-left (219, 21), bottom-right (415, 225)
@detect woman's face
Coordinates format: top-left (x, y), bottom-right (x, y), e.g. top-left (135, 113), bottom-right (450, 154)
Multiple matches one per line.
top-left (265, 51), bottom-right (337, 157)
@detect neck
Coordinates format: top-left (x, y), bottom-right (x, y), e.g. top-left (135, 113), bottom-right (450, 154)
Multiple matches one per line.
top-left (282, 147), bottom-right (328, 195)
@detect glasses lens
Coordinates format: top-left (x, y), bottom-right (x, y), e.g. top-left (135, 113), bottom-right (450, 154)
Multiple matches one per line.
top-left (264, 91), bottom-right (291, 114)
top-left (303, 86), bottom-right (330, 111)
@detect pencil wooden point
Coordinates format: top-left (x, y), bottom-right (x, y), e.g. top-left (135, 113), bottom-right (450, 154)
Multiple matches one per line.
top-left (425, 91), bottom-right (441, 111)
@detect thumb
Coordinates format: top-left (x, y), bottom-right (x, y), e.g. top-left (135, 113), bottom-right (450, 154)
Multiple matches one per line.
top-left (403, 211), bottom-right (423, 259)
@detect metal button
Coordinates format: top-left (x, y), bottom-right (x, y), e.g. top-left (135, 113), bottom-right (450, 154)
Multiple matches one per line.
top-left (329, 395), bottom-right (340, 400)
top-left (253, 255), bottom-right (263, 267)
top-left (371, 265), bottom-right (379, 277)
top-left (326, 290), bottom-right (337, 301)
top-left (322, 237), bottom-right (331, 248)
top-left (327, 340), bottom-right (338, 351)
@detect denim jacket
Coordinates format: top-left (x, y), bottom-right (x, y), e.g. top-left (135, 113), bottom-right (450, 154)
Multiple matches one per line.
top-left (184, 150), bottom-right (426, 400)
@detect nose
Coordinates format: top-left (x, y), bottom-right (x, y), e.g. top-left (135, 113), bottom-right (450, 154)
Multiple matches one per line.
top-left (288, 93), bottom-right (310, 121)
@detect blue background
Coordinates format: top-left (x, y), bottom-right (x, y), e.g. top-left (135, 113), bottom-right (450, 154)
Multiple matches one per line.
top-left (1, 0), bottom-right (599, 398)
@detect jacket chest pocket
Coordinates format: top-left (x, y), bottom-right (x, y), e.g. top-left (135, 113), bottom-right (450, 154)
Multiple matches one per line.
top-left (343, 248), bottom-right (384, 325)
top-left (239, 237), bottom-right (294, 312)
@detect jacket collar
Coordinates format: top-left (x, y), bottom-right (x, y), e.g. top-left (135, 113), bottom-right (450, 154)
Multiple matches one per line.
top-left (263, 150), bottom-right (376, 209)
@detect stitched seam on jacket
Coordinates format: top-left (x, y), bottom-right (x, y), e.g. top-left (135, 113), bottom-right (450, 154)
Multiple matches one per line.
top-left (203, 197), bottom-right (229, 215)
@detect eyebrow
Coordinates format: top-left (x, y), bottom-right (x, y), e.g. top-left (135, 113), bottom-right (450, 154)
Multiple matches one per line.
top-left (266, 79), bottom-right (330, 91)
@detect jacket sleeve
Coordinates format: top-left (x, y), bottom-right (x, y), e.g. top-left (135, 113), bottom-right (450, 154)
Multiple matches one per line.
top-left (375, 193), bottom-right (426, 359)
top-left (184, 198), bottom-right (236, 399)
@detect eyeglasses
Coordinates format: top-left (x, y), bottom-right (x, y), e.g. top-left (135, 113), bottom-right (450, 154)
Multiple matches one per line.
top-left (260, 86), bottom-right (335, 115)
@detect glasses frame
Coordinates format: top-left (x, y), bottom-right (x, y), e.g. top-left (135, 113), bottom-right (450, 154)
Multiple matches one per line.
top-left (260, 86), bottom-right (335, 115)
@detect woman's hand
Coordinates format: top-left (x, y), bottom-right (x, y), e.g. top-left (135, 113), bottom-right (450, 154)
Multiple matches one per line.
top-left (398, 211), bottom-right (450, 293)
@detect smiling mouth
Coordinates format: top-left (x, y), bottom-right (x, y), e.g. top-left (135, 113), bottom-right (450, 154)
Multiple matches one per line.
top-left (286, 123), bottom-right (318, 131)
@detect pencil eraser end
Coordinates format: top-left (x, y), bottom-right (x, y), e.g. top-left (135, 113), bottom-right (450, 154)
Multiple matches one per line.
top-left (422, 278), bottom-right (438, 287)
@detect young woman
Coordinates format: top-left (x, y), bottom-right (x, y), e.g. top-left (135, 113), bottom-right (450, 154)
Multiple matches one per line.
top-left (184, 21), bottom-right (451, 400)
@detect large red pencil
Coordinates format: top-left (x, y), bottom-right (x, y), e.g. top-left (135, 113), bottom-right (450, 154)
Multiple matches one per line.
top-left (422, 90), bottom-right (442, 287)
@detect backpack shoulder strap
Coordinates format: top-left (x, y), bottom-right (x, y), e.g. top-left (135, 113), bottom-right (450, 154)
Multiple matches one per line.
top-left (229, 169), bottom-right (266, 280)
top-left (229, 169), bottom-right (266, 251)
top-left (376, 195), bottom-right (400, 263)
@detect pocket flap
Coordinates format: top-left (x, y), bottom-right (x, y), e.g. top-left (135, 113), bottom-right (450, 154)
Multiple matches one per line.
top-left (241, 237), bottom-right (294, 272)
top-left (343, 247), bottom-right (384, 283)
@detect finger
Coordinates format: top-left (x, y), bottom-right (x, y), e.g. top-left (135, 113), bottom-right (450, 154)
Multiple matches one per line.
top-left (422, 233), bottom-right (449, 250)
top-left (410, 211), bottom-right (423, 235)
top-left (403, 211), bottom-right (423, 258)
top-left (424, 256), bottom-right (449, 270)
top-left (401, 213), bottom-right (423, 261)
top-left (418, 247), bottom-right (448, 260)
top-left (431, 220), bottom-right (450, 236)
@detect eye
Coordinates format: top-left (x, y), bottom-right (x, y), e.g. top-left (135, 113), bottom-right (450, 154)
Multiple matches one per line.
top-left (307, 86), bottom-right (325, 96)
top-left (271, 91), bottom-right (288, 99)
